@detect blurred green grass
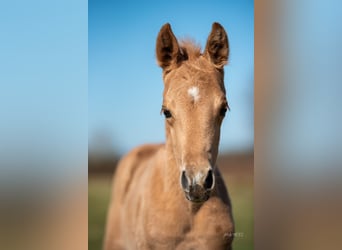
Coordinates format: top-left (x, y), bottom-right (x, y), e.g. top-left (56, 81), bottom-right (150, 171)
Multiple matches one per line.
top-left (89, 176), bottom-right (112, 250)
top-left (89, 166), bottom-right (253, 250)
top-left (227, 175), bottom-right (254, 250)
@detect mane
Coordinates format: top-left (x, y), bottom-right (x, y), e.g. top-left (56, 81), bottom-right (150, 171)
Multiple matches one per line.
top-left (175, 39), bottom-right (218, 75)
top-left (179, 39), bottom-right (202, 61)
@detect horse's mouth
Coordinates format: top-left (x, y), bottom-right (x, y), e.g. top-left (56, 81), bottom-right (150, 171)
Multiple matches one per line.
top-left (184, 190), bottom-right (211, 203)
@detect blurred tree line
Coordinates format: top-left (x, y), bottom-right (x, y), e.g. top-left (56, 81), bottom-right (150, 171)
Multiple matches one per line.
top-left (88, 130), bottom-right (120, 175)
top-left (88, 128), bottom-right (254, 175)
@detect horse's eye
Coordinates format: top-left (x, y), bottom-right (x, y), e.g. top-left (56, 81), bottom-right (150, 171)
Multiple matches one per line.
top-left (220, 106), bottom-right (228, 117)
top-left (163, 109), bottom-right (172, 118)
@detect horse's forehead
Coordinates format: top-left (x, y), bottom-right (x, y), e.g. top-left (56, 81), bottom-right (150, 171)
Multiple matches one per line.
top-left (164, 72), bottom-right (223, 104)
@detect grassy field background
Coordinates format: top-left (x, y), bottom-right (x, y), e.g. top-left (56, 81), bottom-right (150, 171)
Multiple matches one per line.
top-left (89, 153), bottom-right (253, 250)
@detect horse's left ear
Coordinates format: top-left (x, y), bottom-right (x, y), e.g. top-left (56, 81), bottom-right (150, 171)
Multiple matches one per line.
top-left (204, 23), bottom-right (229, 69)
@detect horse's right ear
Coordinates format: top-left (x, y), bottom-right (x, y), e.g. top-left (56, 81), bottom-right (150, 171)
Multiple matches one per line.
top-left (156, 23), bottom-right (182, 71)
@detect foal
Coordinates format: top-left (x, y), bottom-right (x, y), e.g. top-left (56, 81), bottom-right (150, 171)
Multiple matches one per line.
top-left (104, 23), bottom-right (234, 250)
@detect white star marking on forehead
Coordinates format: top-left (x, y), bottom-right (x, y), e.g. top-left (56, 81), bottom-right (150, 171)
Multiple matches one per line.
top-left (187, 86), bottom-right (200, 102)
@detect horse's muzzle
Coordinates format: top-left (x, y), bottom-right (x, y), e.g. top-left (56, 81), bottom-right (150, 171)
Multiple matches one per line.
top-left (181, 169), bottom-right (215, 203)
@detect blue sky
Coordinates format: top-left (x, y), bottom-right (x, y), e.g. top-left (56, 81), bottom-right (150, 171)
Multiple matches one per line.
top-left (89, 0), bottom-right (254, 154)
top-left (0, 0), bottom-right (87, 180)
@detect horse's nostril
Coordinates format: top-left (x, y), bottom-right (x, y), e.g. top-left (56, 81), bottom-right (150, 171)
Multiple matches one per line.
top-left (204, 170), bottom-right (214, 189)
top-left (181, 171), bottom-right (189, 190)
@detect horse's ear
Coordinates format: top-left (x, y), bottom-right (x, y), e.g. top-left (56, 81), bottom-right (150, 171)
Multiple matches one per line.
top-left (204, 22), bottom-right (229, 69)
top-left (156, 23), bottom-right (182, 71)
